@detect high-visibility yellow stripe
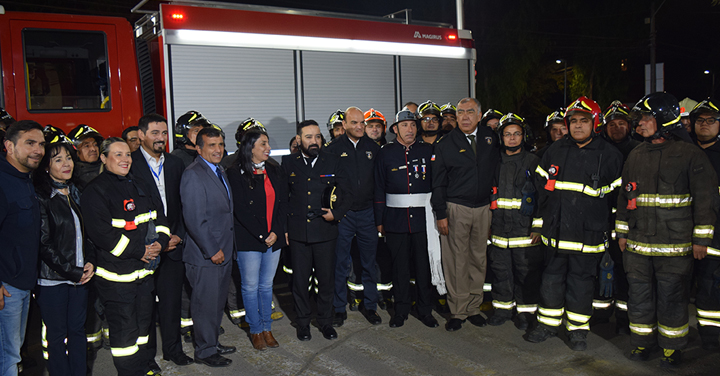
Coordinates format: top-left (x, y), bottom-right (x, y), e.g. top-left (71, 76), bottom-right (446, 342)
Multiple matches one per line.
top-left (156, 225), bottom-right (170, 237)
top-left (483, 283), bottom-right (492, 292)
top-left (283, 266), bottom-right (293, 274)
top-left (86, 330), bottom-right (102, 343)
top-left (377, 283), bottom-right (393, 291)
top-left (636, 194), bottom-right (692, 208)
top-left (111, 219), bottom-right (126, 228)
top-left (496, 198), bottom-right (522, 209)
top-left (110, 211), bottom-right (159, 228)
top-left (708, 247), bottom-right (720, 257)
top-left (95, 266), bottom-right (153, 283)
top-left (615, 300), bottom-right (628, 311)
top-left (698, 318), bottom-right (720, 328)
top-left (697, 309), bottom-right (720, 319)
top-left (693, 225), bottom-right (714, 239)
top-left (491, 235), bottom-right (538, 249)
top-left (111, 344), bottom-right (139, 357)
top-left (592, 299), bottom-right (613, 309)
top-left (136, 335), bottom-right (149, 345)
top-left (551, 177), bottom-right (622, 198)
top-left (41, 321), bottom-right (48, 348)
top-left (532, 218), bottom-right (543, 228)
top-left (567, 311), bottom-right (591, 323)
top-left (535, 165), bottom-right (549, 179)
top-left (658, 323), bottom-right (689, 338)
top-left (538, 307), bottom-right (564, 317)
top-left (181, 318), bottom-right (193, 327)
top-left (566, 321), bottom-right (590, 331)
top-left (626, 240), bottom-right (692, 256)
top-left (492, 300), bottom-right (516, 310)
top-left (229, 309), bottom-right (246, 318)
top-left (537, 315), bottom-right (562, 327)
top-left (615, 220), bottom-right (629, 234)
top-left (347, 282), bottom-right (364, 291)
top-left (516, 304), bottom-right (538, 313)
top-left (110, 235), bottom-right (130, 257)
top-left (542, 236), bottom-right (605, 253)
top-left (629, 322), bottom-right (656, 335)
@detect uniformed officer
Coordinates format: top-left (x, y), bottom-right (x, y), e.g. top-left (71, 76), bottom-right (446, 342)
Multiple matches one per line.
top-left (535, 109), bottom-right (567, 158)
top-left (616, 93), bottom-right (717, 367)
top-left (527, 96), bottom-right (623, 351)
top-left (418, 101), bottom-right (443, 145)
top-left (440, 103), bottom-right (457, 132)
top-left (283, 120), bottom-right (352, 341)
top-left (374, 108), bottom-right (442, 329)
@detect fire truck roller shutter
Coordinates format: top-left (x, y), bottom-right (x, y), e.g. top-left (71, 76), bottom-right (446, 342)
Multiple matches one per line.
top-left (400, 56), bottom-right (471, 111)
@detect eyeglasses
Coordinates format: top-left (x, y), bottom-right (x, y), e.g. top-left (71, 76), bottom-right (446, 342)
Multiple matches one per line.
top-left (696, 117), bottom-right (720, 126)
top-left (502, 132), bottom-right (523, 138)
top-left (421, 117), bottom-right (440, 123)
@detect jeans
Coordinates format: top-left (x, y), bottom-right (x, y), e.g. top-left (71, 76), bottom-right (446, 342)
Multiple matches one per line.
top-left (236, 249), bottom-right (281, 334)
top-left (36, 284), bottom-right (88, 376)
top-left (334, 207), bottom-right (379, 312)
top-left (0, 284), bottom-right (30, 376)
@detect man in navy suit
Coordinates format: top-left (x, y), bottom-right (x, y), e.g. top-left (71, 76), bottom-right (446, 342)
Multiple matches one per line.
top-left (129, 114), bottom-right (192, 372)
top-left (180, 127), bottom-right (236, 367)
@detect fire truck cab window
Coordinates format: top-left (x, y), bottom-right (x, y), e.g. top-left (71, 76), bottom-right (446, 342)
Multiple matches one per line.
top-left (23, 29), bottom-right (110, 112)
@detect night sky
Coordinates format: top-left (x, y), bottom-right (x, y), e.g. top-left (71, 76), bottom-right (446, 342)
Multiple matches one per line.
top-left (5, 0), bottom-right (719, 128)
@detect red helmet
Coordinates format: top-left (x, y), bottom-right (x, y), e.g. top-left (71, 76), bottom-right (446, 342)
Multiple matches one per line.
top-left (565, 96), bottom-right (603, 134)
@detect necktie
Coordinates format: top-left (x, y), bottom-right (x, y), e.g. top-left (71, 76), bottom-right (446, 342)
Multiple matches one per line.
top-left (216, 167), bottom-right (227, 191)
top-left (468, 134), bottom-right (477, 154)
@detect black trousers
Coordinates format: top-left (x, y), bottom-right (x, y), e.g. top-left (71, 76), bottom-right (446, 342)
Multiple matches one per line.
top-left (537, 250), bottom-right (600, 334)
top-left (148, 256), bottom-right (185, 360)
top-left (591, 238), bottom-right (629, 324)
top-left (624, 251), bottom-right (693, 350)
top-left (695, 257), bottom-right (720, 343)
top-left (291, 239), bottom-right (336, 327)
top-left (386, 232), bottom-right (434, 318)
top-left (185, 261), bottom-right (232, 359)
top-left (95, 276), bottom-right (154, 376)
top-left (226, 256), bottom-right (245, 324)
top-left (488, 244), bottom-right (543, 318)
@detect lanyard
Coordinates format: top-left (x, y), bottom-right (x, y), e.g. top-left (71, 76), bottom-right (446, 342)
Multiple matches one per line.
top-left (150, 162), bottom-right (163, 182)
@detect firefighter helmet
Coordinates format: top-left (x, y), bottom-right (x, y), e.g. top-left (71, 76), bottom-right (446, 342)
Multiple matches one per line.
top-left (565, 96), bottom-right (603, 134)
top-left (631, 92), bottom-right (682, 136)
top-left (689, 98), bottom-right (720, 124)
top-left (440, 103), bottom-right (457, 116)
top-left (480, 109), bottom-right (504, 128)
top-left (0, 107), bottom-right (15, 128)
top-left (544, 108), bottom-right (565, 130)
top-left (235, 117), bottom-right (267, 144)
top-left (327, 109), bottom-right (345, 132)
top-left (418, 100), bottom-right (442, 117)
top-left (390, 107), bottom-right (418, 134)
top-left (175, 110), bottom-right (211, 147)
top-left (43, 125), bottom-right (74, 146)
top-left (497, 113), bottom-right (531, 146)
top-left (68, 124), bottom-right (104, 147)
top-left (364, 108), bottom-right (386, 125)
top-left (603, 100), bottom-right (631, 123)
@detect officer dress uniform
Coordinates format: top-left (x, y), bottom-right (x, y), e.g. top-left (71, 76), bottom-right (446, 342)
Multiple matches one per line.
top-left (616, 139), bottom-right (717, 350)
top-left (374, 140), bottom-right (443, 322)
top-left (534, 136), bottom-right (623, 335)
top-left (488, 148), bottom-right (543, 321)
top-left (282, 150), bottom-right (352, 330)
top-left (81, 171), bottom-right (170, 376)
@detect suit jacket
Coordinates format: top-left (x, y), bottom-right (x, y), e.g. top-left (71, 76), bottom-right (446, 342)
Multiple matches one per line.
top-left (282, 150), bottom-right (351, 243)
top-left (130, 148), bottom-right (186, 260)
top-left (180, 155), bottom-right (234, 266)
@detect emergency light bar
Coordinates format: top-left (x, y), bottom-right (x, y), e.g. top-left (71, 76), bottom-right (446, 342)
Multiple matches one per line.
top-left (168, 29), bottom-right (472, 59)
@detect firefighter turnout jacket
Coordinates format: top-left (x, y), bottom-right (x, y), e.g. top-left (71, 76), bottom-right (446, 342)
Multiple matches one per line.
top-left (81, 171), bottom-right (171, 283)
top-left (615, 139), bottom-right (717, 255)
top-left (700, 141), bottom-right (720, 259)
top-left (536, 137), bottom-right (623, 254)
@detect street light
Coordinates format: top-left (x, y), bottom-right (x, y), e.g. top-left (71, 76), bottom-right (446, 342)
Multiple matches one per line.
top-left (705, 70), bottom-right (715, 98)
top-left (556, 59), bottom-right (567, 106)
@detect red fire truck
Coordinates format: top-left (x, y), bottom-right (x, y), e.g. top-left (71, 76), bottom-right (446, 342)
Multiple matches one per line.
top-left (0, 1), bottom-right (475, 153)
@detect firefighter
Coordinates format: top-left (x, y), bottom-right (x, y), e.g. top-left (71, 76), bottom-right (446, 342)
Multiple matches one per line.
top-left (81, 137), bottom-right (170, 376)
top-left (68, 124), bottom-right (104, 191)
top-left (327, 110), bottom-right (346, 141)
top-left (480, 109), bottom-right (504, 131)
top-left (440, 103), bottom-right (457, 132)
top-left (616, 93), bottom-right (717, 367)
top-left (527, 96), bottom-right (623, 351)
top-left (535, 109), bottom-right (567, 158)
top-left (689, 98), bottom-right (720, 352)
top-left (172, 110), bottom-right (213, 168)
top-left (592, 101), bottom-right (641, 333)
top-left (364, 108), bottom-right (387, 146)
top-left (418, 100), bottom-right (443, 145)
top-left (374, 108), bottom-right (442, 329)
top-left (487, 113), bottom-right (543, 330)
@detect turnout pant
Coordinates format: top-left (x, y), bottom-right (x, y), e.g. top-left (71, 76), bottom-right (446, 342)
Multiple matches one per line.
top-left (591, 238), bottom-right (629, 325)
top-left (226, 257), bottom-right (245, 325)
top-left (148, 256), bottom-right (185, 360)
top-left (334, 208), bottom-right (379, 312)
top-left (291, 239), bottom-right (336, 328)
top-left (695, 258), bottom-right (720, 345)
top-left (95, 277), bottom-right (154, 376)
top-left (536, 250), bottom-right (600, 334)
top-left (488, 244), bottom-right (543, 318)
top-left (441, 202), bottom-right (491, 320)
top-left (386, 231), bottom-right (434, 318)
top-left (624, 251), bottom-right (693, 350)
top-left (185, 261), bottom-right (232, 359)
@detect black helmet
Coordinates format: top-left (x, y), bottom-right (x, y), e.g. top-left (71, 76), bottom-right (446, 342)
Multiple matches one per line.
top-left (603, 100), bottom-right (631, 123)
top-left (43, 125), bottom-right (74, 146)
top-left (68, 124), bottom-right (103, 147)
top-left (689, 98), bottom-right (720, 125)
top-left (631, 92), bottom-right (682, 137)
top-left (235, 117), bottom-right (267, 144)
top-left (418, 100), bottom-right (441, 117)
top-left (480, 109), bottom-right (504, 128)
top-left (175, 110), bottom-right (211, 147)
top-left (0, 107), bottom-right (15, 128)
top-left (440, 103), bottom-right (456, 116)
top-left (327, 110), bottom-right (345, 132)
top-left (497, 113), bottom-right (531, 146)
top-left (390, 107), bottom-right (418, 134)
top-left (544, 108), bottom-right (565, 130)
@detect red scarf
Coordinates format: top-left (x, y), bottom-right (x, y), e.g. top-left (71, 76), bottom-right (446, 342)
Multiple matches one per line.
top-left (254, 168), bottom-right (275, 232)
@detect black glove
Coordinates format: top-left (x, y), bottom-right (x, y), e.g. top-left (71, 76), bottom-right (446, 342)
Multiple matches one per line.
top-left (599, 250), bottom-right (614, 298)
top-left (519, 170), bottom-right (536, 216)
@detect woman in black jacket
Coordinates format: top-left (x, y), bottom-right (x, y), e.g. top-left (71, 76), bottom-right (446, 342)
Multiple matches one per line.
top-left (227, 129), bottom-right (288, 351)
top-left (33, 141), bottom-right (95, 376)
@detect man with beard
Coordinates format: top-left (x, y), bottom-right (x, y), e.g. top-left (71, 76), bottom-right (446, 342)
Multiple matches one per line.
top-left (441, 103), bottom-right (457, 132)
top-left (327, 110), bottom-right (346, 142)
top-left (69, 124), bottom-right (104, 191)
top-left (1, 120), bottom-right (44, 376)
top-left (130, 114), bottom-right (192, 372)
top-left (364, 109), bottom-right (387, 146)
top-left (283, 120), bottom-right (351, 341)
top-left (419, 101), bottom-right (443, 145)
top-left (535, 109), bottom-right (567, 158)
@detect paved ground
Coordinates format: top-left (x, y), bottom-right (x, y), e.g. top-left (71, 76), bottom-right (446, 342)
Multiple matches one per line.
top-left (21, 281), bottom-right (720, 376)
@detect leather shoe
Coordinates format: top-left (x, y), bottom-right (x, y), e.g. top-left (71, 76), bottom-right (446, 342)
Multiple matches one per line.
top-left (365, 310), bottom-right (382, 325)
top-left (467, 314), bottom-right (487, 327)
top-left (321, 325), bottom-right (338, 340)
top-left (420, 315), bottom-right (439, 328)
top-left (445, 318), bottom-right (465, 332)
top-left (262, 331), bottom-right (279, 348)
top-left (251, 333), bottom-right (267, 351)
top-left (194, 353), bottom-right (232, 367)
top-left (389, 316), bottom-right (405, 328)
top-left (297, 326), bottom-right (311, 341)
top-left (332, 311), bottom-right (347, 327)
top-left (216, 343), bottom-right (236, 355)
top-left (163, 353), bottom-right (194, 366)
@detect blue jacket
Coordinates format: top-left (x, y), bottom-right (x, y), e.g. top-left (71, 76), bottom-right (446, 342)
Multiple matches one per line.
top-left (0, 153), bottom-right (41, 290)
